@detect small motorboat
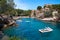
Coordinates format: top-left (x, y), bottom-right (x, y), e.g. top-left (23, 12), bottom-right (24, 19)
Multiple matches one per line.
top-left (39, 27), bottom-right (53, 33)
top-left (25, 21), bottom-right (30, 22)
top-left (16, 20), bottom-right (22, 22)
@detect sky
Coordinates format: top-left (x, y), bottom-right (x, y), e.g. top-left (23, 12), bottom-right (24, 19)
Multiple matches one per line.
top-left (14, 0), bottom-right (60, 10)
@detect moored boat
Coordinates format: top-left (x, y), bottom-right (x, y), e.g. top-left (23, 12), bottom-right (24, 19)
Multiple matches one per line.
top-left (39, 27), bottom-right (53, 33)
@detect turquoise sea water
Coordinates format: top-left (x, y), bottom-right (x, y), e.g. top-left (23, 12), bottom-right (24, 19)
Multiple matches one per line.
top-left (3, 18), bottom-right (60, 40)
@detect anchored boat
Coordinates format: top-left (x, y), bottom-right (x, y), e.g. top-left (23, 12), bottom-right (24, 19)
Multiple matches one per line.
top-left (39, 27), bottom-right (53, 33)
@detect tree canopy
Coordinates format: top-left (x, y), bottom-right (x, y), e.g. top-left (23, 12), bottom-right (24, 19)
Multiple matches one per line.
top-left (52, 4), bottom-right (60, 13)
top-left (37, 6), bottom-right (42, 10)
top-left (0, 0), bottom-right (15, 14)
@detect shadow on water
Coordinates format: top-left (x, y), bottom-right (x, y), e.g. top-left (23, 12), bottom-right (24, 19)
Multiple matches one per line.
top-left (39, 31), bottom-right (53, 40)
top-left (55, 22), bottom-right (60, 29)
top-left (40, 32), bottom-right (52, 37)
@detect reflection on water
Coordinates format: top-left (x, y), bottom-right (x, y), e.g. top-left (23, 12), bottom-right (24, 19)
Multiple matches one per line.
top-left (3, 18), bottom-right (60, 40)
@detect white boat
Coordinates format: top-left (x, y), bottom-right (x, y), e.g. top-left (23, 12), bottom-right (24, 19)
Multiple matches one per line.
top-left (16, 20), bottom-right (22, 22)
top-left (25, 21), bottom-right (30, 22)
top-left (39, 27), bottom-right (53, 33)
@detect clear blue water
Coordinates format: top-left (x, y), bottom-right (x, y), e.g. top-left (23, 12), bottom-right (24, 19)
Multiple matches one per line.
top-left (3, 18), bottom-right (60, 40)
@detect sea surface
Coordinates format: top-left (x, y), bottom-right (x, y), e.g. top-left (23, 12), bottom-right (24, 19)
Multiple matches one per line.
top-left (3, 18), bottom-right (60, 40)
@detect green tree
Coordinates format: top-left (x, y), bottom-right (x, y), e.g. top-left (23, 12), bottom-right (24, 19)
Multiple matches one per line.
top-left (52, 4), bottom-right (60, 13)
top-left (23, 10), bottom-right (31, 16)
top-left (0, 0), bottom-right (7, 13)
top-left (15, 9), bottom-right (24, 16)
top-left (37, 6), bottom-right (42, 10)
top-left (0, 0), bottom-right (15, 14)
